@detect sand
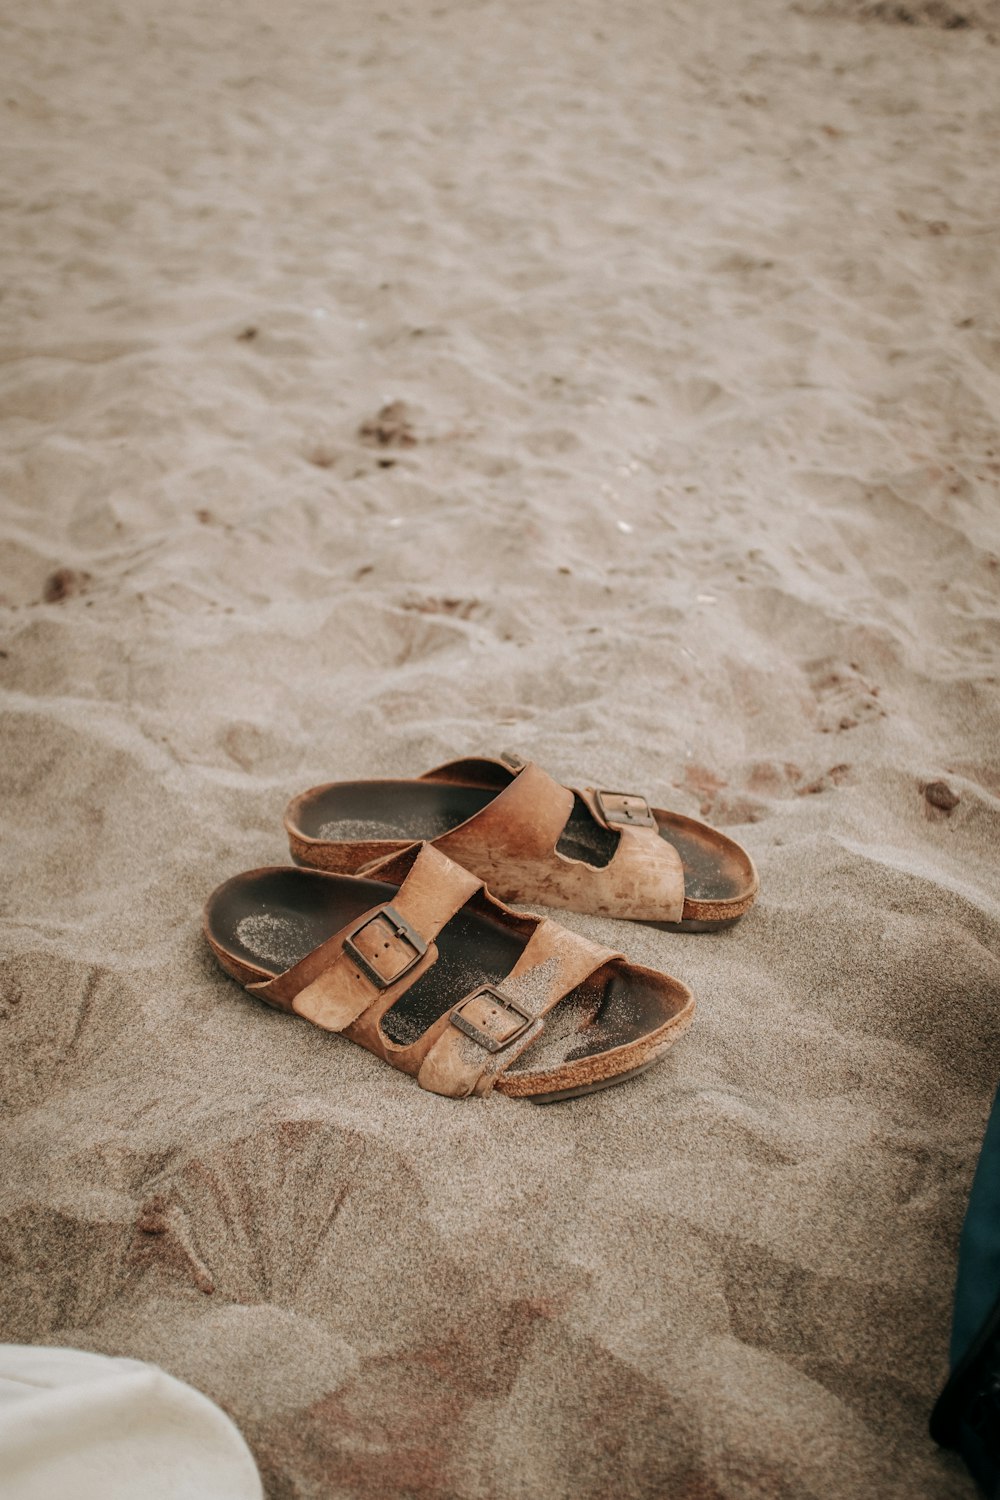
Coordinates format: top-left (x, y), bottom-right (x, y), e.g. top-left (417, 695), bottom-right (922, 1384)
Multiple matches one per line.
top-left (1, 0), bottom-right (999, 1495)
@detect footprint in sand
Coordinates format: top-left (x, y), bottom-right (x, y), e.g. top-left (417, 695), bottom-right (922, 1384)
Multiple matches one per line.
top-left (679, 759), bottom-right (852, 824)
top-left (219, 721), bottom-right (289, 774)
top-left (806, 656), bottom-right (887, 733)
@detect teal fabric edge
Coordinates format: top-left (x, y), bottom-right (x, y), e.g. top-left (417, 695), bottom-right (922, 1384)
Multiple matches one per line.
top-left (952, 1085), bottom-right (1000, 1368)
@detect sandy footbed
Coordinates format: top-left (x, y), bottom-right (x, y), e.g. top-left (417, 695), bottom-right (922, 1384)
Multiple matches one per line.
top-left (2, 0), bottom-right (999, 1495)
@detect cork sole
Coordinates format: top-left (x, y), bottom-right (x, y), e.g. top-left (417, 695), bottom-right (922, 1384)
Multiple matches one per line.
top-left (286, 781), bottom-right (758, 927)
top-left (204, 866), bottom-right (695, 1101)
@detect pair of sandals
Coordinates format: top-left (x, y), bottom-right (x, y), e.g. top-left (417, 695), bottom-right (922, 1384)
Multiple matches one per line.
top-left (204, 754), bottom-right (759, 1103)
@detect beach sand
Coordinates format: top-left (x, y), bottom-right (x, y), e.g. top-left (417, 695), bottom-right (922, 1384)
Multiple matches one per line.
top-left (1, 0), bottom-right (999, 1495)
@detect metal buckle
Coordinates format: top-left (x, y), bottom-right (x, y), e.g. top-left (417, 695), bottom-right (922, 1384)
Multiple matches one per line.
top-left (342, 904), bottom-right (428, 990)
top-left (594, 789), bottom-right (657, 829)
top-left (450, 985), bottom-right (534, 1053)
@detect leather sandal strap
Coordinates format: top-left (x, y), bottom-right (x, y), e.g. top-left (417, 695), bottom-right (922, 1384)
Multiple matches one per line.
top-left (574, 786), bottom-right (686, 922)
top-left (421, 757), bottom-right (685, 922)
top-left (419, 753), bottom-right (522, 789)
top-left (249, 844), bottom-right (482, 1033)
top-left (432, 759), bottom-right (575, 870)
top-left (416, 918), bottom-right (620, 1099)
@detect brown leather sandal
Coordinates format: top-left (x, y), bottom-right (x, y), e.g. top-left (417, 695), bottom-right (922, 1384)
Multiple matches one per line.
top-left (285, 753), bottom-right (758, 929)
top-left (204, 842), bottom-right (695, 1101)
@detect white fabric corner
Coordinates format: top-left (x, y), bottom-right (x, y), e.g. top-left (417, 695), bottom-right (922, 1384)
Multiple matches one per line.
top-left (0, 1344), bottom-right (263, 1500)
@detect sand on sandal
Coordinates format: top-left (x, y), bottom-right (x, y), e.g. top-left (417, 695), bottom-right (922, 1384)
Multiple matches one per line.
top-left (1, 0), bottom-right (998, 1496)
